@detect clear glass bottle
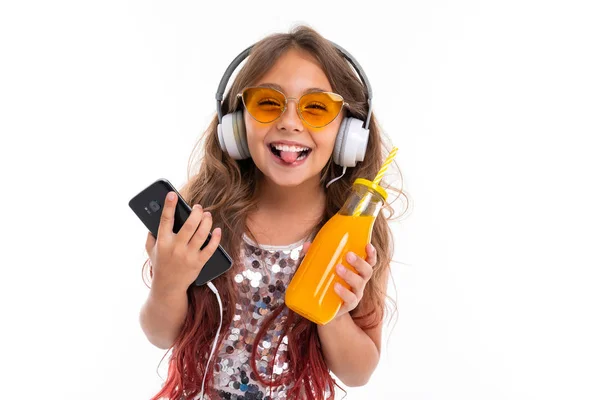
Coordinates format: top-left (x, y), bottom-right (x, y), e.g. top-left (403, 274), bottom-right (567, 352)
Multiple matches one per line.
top-left (285, 178), bottom-right (387, 325)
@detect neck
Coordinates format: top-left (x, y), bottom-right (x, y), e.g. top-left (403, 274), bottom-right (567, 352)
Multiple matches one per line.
top-left (255, 175), bottom-right (326, 217)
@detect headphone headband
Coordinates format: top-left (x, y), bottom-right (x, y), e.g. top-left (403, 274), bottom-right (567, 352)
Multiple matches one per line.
top-left (215, 40), bottom-right (373, 127)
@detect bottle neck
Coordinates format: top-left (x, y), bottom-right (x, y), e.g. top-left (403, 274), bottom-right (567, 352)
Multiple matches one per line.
top-left (339, 184), bottom-right (385, 218)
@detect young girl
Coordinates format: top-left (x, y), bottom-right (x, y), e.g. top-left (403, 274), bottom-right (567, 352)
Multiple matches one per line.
top-left (140, 25), bottom-right (407, 400)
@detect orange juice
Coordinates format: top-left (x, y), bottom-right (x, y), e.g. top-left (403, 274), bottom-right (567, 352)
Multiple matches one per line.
top-left (283, 157), bottom-right (395, 324)
top-left (285, 213), bottom-right (376, 325)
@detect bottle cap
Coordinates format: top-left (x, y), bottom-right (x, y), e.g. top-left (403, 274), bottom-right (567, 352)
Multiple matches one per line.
top-left (353, 178), bottom-right (388, 201)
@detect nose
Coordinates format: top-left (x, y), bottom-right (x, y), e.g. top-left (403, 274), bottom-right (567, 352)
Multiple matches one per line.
top-left (276, 98), bottom-right (304, 132)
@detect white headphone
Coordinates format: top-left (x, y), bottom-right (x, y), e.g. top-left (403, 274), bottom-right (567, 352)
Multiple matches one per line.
top-left (216, 41), bottom-right (374, 169)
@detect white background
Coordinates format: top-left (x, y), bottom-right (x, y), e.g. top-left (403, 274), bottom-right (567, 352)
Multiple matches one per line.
top-left (1, 1), bottom-right (599, 399)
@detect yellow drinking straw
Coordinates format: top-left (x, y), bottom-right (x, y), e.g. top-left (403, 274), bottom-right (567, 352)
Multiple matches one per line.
top-left (373, 146), bottom-right (398, 185)
top-left (352, 146), bottom-right (398, 217)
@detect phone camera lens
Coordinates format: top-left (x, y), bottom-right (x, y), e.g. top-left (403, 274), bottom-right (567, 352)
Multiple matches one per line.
top-left (149, 201), bottom-right (161, 212)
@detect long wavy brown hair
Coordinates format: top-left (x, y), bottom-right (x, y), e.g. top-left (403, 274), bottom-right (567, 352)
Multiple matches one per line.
top-left (143, 24), bottom-right (410, 400)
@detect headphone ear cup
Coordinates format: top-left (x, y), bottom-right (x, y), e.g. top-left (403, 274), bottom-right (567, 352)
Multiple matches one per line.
top-left (333, 118), bottom-right (349, 166)
top-left (217, 111), bottom-right (250, 159)
top-left (233, 111), bottom-right (250, 159)
top-left (333, 117), bottom-right (369, 167)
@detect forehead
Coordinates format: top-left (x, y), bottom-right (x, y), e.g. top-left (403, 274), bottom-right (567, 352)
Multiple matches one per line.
top-left (254, 48), bottom-right (333, 95)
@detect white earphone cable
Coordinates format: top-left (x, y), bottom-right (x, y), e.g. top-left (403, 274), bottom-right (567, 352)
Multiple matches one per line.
top-left (194, 281), bottom-right (223, 400)
top-left (325, 165), bottom-right (347, 188)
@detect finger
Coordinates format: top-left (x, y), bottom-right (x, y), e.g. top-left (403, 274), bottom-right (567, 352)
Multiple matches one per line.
top-left (197, 228), bottom-right (222, 266)
top-left (336, 264), bottom-right (365, 293)
top-left (175, 204), bottom-right (204, 246)
top-left (145, 231), bottom-right (156, 255)
top-left (157, 192), bottom-right (177, 240)
top-left (345, 251), bottom-right (373, 279)
top-left (366, 243), bottom-right (377, 267)
top-left (301, 241), bottom-right (311, 257)
top-left (188, 210), bottom-right (212, 250)
top-left (334, 282), bottom-right (358, 308)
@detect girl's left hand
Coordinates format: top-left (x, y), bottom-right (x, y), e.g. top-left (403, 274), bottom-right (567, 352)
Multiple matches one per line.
top-left (300, 242), bottom-right (377, 321)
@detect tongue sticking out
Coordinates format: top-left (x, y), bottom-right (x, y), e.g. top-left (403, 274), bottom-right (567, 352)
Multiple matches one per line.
top-left (280, 151), bottom-right (299, 164)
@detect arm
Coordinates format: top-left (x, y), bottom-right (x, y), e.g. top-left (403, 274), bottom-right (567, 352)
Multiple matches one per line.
top-left (139, 285), bottom-right (188, 349)
top-left (316, 244), bottom-right (389, 386)
top-left (139, 182), bottom-right (220, 350)
top-left (317, 311), bottom-right (383, 386)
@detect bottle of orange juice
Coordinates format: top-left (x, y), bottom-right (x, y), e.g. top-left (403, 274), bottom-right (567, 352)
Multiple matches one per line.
top-left (285, 178), bottom-right (388, 325)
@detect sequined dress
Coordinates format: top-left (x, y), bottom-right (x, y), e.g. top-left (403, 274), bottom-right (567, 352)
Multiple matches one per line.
top-left (205, 233), bottom-right (308, 400)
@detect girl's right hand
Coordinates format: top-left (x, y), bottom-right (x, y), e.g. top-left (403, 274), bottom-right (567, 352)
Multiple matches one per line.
top-left (144, 191), bottom-right (222, 294)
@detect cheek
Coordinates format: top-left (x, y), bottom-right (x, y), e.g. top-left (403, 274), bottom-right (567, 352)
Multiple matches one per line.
top-left (313, 124), bottom-right (340, 157)
top-left (314, 135), bottom-right (336, 156)
top-left (244, 113), bottom-right (267, 152)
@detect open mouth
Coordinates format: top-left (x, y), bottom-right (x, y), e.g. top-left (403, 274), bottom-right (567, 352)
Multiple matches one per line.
top-left (268, 143), bottom-right (312, 164)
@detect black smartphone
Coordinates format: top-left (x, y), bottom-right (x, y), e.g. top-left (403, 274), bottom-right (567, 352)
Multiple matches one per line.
top-left (128, 178), bottom-right (233, 286)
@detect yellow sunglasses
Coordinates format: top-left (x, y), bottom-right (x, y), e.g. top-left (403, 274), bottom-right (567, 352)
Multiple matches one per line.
top-left (238, 86), bottom-right (347, 128)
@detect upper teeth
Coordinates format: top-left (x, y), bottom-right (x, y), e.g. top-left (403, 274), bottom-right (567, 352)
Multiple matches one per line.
top-left (271, 144), bottom-right (309, 152)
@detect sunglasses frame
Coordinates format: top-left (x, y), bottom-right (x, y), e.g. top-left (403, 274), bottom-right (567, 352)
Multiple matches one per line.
top-left (237, 86), bottom-right (349, 128)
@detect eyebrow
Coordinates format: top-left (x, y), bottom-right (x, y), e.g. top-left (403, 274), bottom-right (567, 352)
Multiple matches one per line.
top-left (256, 83), bottom-right (329, 95)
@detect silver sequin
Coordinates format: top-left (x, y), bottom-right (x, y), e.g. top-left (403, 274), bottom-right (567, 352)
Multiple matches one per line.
top-left (207, 234), bottom-right (307, 400)
top-left (290, 248), bottom-right (300, 260)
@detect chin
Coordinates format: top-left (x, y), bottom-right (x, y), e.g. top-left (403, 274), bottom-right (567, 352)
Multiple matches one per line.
top-left (255, 162), bottom-right (312, 186)
top-left (268, 173), bottom-right (312, 187)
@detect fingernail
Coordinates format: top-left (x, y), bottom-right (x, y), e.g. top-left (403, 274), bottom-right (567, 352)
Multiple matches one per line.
top-left (346, 252), bottom-right (356, 263)
top-left (336, 264), bottom-right (345, 275)
top-left (167, 192), bottom-right (176, 200)
top-left (214, 227), bottom-right (221, 236)
top-left (335, 283), bottom-right (342, 291)
top-left (193, 204), bottom-right (201, 210)
top-left (368, 244), bottom-right (375, 252)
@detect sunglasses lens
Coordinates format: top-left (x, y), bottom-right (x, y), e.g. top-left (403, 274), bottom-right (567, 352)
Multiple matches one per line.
top-left (242, 87), bottom-right (286, 123)
top-left (299, 92), bottom-right (344, 128)
top-left (241, 87), bottom-right (345, 127)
